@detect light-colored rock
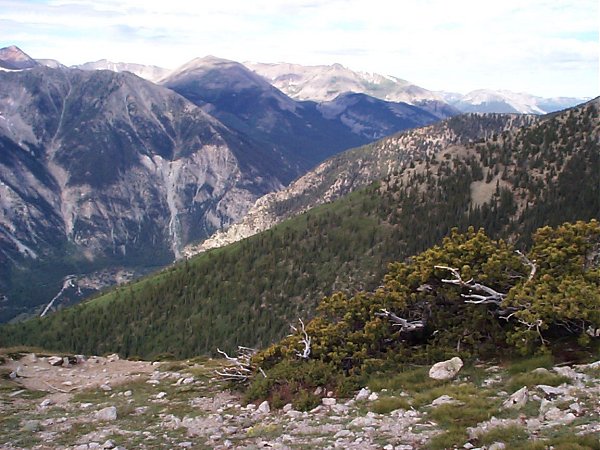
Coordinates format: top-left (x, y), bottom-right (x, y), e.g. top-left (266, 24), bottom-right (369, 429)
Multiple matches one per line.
top-left (569, 402), bottom-right (583, 415)
top-left (182, 377), bottom-right (194, 385)
top-left (100, 384), bottom-right (112, 391)
top-left (156, 392), bottom-right (167, 399)
top-left (537, 384), bottom-right (568, 397)
top-left (532, 367), bottom-right (551, 375)
top-left (355, 387), bottom-right (371, 401)
top-left (489, 443), bottom-right (506, 450)
top-left (553, 366), bottom-right (585, 381)
top-left (334, 429), bottom-right (353, 438)
top-left (367, 392), bottom-right (379, 401)
top-left (107, 353), bottom-right (120, 362)
top-left (95, 406), bottom-right (118, 421)
top-left (429, 357), bottom-right (463, 380)
top-left (283, 403), bottom-right (293, 413)
top-left (124, 390), bottom-right (132, 397)
top-left (502, 386), bottom-right (528, 409)
top-left (257, 400), bottom-right (270, 414)
top-left (39, 398), bottom-right (54, 407)
top-left (349, 416), bottom-right (377, 427)
top-left (48, 356), bottom-right (63, 366)
top-left (322, 397), bottom-right (337, 406)
top-left (431, 395), bottom-right (458, 406)
top-left (102, 440), bottom-right (116, 449)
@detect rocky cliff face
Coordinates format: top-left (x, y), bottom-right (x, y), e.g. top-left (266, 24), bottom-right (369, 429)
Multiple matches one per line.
top-left (187, 113), bottom-right (537, 255)
top-left (0, 66), bottom-right (288, 320)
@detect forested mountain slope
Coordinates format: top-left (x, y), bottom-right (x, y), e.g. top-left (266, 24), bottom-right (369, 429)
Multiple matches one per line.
top-left (188, 113), bottom-right (536, 254)
top-left (2, 99), bottom-right (597, 358)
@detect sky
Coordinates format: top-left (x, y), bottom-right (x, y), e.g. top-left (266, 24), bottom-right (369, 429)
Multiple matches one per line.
top-left (1, 0), bottom-right (598, 98)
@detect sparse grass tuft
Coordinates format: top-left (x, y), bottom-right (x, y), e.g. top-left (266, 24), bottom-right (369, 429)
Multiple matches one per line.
top-left (370, 396), bottom-right (411, 414)
top-left (426, 428), bottom-right (469, 450)
top-left (507, 371), bottom-right (569, 392)
top-left (429, 395), bottom-right (499, 429)
top-left (475, 425), bottom-right (529, 446)
top-left (368, 366), bottom-right (447, 393)
top-left (507, 354), bottom-right (555, 374)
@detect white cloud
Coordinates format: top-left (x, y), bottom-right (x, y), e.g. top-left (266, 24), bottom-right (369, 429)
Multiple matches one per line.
top-left (0, 0), bottom-right (597, 96)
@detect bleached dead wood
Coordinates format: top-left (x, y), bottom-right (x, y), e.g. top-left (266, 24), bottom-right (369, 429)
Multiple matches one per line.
top-left (435, 265), bottom-right (506, 305)
top-left (290, 318), bottom-right (311, 359)
top-left (215, 346), bottom-right (266, 382)
top-left (375, 309), bottom-right (424, 332)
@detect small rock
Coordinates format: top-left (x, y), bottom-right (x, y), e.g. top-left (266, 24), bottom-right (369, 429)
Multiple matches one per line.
top-left (100, 384), bottom-right (112, 392)
top-left (182, 377), bottom-right (194, 385)
top-left (95, 406), bottom-right (118, 421)
top-left (102, 440), bottom-right (116, 449)
top-left (489, 443), bottom-right (506, 450)
top-left (283, 403), bottom-right (293, 412)
top-left (367, 392), bottom-right (379, 401)
top-left (537, 384), bottom-right (567, 397)
top-left (355, 387), bottom-right (371, 401)
top-left (334, 429), bottom-right (353, 438)
top-left (156, 392), bottom-right (167, 399)
top-left (532, 367), bottom-right (551, 375)
top-left (124, 390), bottom-right (132, 397)
top-left (39, 399), bottom-right (54, 408)
top-left (62, 357), bottom-right (71, 367)
top-left (314, 386), bottom-right (324, 396)
top-left (48, 356), bottom-right (63, 366)
top-left (429, 357), bottom-right (463, 380)
top-left (384, 445), bottom-right (394, 450)
top-left (569, 402), bottom-right (583, 415)
top-left (106, 353), bottom-right (120, 362)
top-left (257, 400), bottom-right (270, 414)
top-left (553, 366), bottom-right (585, 381)
top-left (146, 379), bottom-right (160, 385)
top-left (463, 443), bottom-right (475, 449)
top-left (322, 397), bottom-right (337, 406)
top-left (349, 416), bottom-right (376, 427)
top-left (502, 386), bottom-right (528, 409)
top-left (432, 395), bottom-right (458, 406)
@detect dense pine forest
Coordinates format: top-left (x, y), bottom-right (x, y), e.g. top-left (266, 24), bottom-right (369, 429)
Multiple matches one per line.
top-left (1, 99), bottom-right (598, 359)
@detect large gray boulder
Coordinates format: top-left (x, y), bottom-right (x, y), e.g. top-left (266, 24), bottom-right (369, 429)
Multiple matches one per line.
top-left (429, 357), bottom-right (464, 380)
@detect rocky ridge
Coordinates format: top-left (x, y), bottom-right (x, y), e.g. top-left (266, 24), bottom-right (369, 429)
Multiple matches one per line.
top-left (1, 352), bottom-right (598, 449)
top-left (185, 113), bottom-right (536, 256)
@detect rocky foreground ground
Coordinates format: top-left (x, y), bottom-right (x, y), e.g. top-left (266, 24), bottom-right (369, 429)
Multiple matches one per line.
top-left (1, 351), bottom-right (599, 449)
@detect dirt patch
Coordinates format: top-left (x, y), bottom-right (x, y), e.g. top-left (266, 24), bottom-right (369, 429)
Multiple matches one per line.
top-left (4, 353), bottom-right (154, 405)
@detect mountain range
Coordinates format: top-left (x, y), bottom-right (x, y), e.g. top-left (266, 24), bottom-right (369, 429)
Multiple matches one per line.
top-left (68, 56), bottom-right (587, 115)
top-left (0, 46), bottom-right (450, 321)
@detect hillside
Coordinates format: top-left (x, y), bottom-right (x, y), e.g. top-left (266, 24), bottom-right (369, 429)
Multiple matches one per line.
top-left (1, 99), bottom-right (598, 358)
top-left (188, 112), bottom-right (536, 255)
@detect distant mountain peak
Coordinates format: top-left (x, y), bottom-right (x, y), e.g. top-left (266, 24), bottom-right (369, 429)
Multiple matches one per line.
top-left (439, 89), bottom-right (588, 114)
top-left (0, 45), bottom-right (40, 70)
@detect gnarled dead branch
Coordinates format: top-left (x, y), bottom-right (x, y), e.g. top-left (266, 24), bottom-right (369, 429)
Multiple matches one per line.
top-left (516, 250), bottom-right (537, 282)
top-left (290, 318), bottom-right (311, 359)
top-left (435, 265), bottom-right (505, 305)
top-left (215, 346), bottom-right (266, 383)
top-left (375, 309), bottom-right (424, 332)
